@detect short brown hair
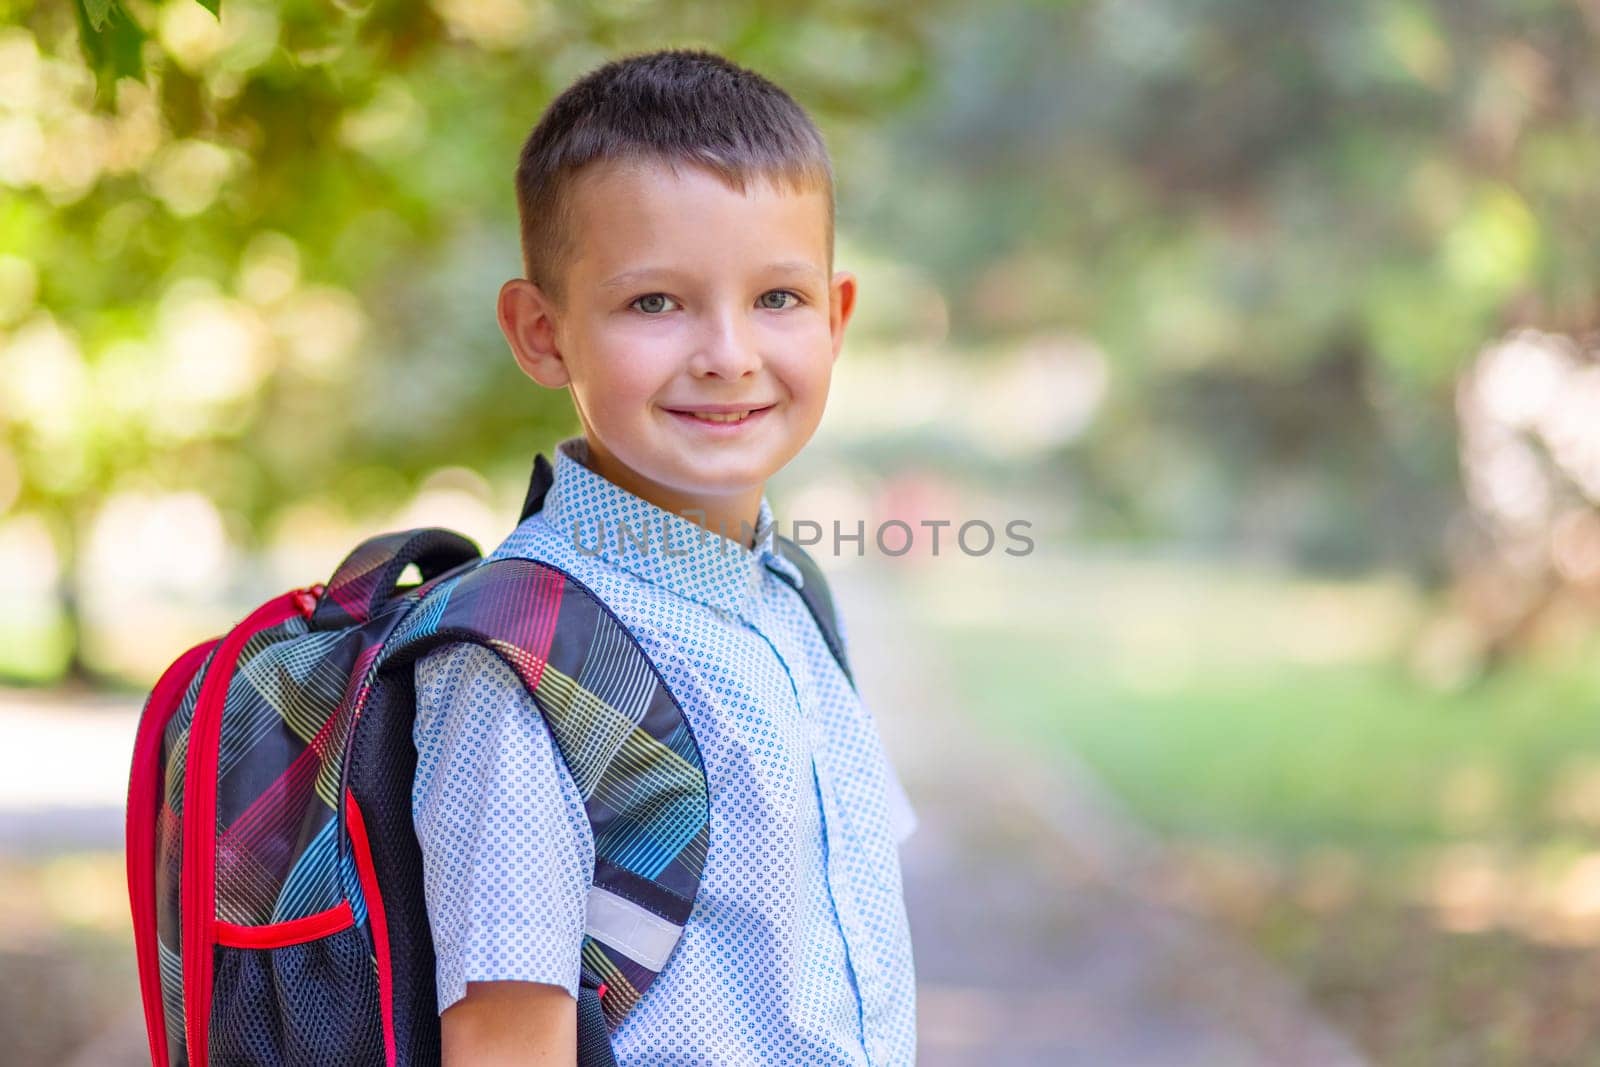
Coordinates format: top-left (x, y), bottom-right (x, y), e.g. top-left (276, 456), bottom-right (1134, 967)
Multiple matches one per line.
top-left (514, 49), bottom-right (835, 308)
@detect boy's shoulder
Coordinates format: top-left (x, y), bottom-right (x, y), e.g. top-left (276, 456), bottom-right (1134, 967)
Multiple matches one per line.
top-left (486, 509), bottom-right (572, 568)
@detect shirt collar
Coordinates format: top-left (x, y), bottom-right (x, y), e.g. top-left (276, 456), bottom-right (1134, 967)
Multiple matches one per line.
top-left (538, 435), bottom-right (804, 616)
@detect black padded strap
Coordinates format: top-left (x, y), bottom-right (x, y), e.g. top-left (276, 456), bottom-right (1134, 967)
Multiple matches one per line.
top-left (576, 976), bottom-right (618, 1067)
top-left (520, 452), bottom-right (557, 522)
top-left (772, 535), bottom-right (855, 691)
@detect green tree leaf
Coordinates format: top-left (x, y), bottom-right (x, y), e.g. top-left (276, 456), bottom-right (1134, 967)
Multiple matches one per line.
top-left (72, 0), bottom-right (146, 107)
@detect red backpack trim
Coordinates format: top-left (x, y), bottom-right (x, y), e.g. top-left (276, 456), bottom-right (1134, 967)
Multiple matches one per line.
top-left (215, 901), bottom-right (356, 948)
top-left (126, 636), bottom-right (219, 1067)
top-left (345, 788), bottom-right (397, 1067)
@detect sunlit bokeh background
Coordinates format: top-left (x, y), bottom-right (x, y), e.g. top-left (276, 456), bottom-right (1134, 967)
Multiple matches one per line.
top-left (5, 1), bottom-right (1600, 1063)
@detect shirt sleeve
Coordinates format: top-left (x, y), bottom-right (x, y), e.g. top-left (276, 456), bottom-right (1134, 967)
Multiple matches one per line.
top-left (411, 640), bottom-right (595, 1013)
top-left (832, 593), bottom-right (919, 846)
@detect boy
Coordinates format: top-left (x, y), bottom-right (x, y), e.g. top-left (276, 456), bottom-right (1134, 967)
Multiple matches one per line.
top-left (410, 48), bottom-right (919, 1066)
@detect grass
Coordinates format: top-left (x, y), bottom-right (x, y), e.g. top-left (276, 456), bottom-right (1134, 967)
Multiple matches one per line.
top-left (940, 640), bottom-right (1600, 857)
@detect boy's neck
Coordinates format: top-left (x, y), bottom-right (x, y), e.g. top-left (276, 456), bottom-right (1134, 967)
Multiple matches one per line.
top-left (580, 437), bottom-right (766, 552)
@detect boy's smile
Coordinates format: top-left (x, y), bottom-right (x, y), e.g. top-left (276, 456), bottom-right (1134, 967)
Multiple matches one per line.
top-left (498, 159), bottom-right (856, 550)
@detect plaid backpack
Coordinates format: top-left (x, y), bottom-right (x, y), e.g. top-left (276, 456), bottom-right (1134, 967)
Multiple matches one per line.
top-left (125, 451), bottom-right (853, 1066)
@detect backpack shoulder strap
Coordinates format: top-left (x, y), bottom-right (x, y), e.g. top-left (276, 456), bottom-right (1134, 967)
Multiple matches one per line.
top-left (380, 555), bottom-right (708, 1049)
top-left (520, 451), bottom-right (557, 523)
top-left (771, 535), bottom-right (856, 691)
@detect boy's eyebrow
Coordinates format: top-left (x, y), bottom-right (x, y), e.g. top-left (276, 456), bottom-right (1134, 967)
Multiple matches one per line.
top-left (599, 261), bottom-right (825, 290)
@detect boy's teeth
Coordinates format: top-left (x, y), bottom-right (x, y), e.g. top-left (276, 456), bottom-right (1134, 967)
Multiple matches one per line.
top-left (690, 410), bottom-right (750, 422)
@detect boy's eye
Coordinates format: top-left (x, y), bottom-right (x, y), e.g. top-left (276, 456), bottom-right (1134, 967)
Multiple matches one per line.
top-left (631, 293), bottom-right (680, 314)
top-left (759, 290), bottom-right (802, 310)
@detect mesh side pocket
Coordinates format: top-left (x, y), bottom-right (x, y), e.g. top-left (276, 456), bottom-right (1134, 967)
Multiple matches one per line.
top-left (209, 924), bottom-right (384, 1066)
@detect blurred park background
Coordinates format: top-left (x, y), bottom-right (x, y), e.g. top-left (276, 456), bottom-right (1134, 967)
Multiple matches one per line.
top-left (5, 0), bottom-right (1600, 1063)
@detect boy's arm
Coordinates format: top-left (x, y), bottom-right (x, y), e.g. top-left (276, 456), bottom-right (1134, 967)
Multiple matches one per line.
top-left (413, 641), bottom-right (596, 1066)
top-left (441, 981), bottom-right (576, 1066)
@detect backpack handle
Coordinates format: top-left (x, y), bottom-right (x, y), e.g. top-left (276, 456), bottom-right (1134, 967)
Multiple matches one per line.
top-left (310, 527), bottom-right (481, 630)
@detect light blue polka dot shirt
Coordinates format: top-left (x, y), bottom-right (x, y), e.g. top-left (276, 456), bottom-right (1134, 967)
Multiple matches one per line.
top-left (411, 435), bottom-right (918, 1066)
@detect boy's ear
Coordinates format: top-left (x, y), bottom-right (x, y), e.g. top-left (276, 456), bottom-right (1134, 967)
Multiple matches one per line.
top-left (498, 277), bottom-right (571, 388)
top-left (828, 270), bottom-right (857, 362)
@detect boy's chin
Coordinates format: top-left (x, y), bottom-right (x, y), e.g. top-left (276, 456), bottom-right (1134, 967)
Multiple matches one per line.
top-left (659, 459), bottom-right (776, 493)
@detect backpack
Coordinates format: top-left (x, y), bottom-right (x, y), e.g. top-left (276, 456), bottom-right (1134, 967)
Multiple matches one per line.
top-left (125, 450), bottom-right (853, 1066)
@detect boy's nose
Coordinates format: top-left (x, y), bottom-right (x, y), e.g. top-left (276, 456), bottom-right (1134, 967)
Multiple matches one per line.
top-left (688, 313), bottom-right (763, 379)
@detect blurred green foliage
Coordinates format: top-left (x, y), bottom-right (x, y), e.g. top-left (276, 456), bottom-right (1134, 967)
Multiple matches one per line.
top-left (14, 0), bottom-right (932, 526)
top-left (3, 0), bottom-right (1599, 672)
top-left (2, 0), bottom-right (938, 676)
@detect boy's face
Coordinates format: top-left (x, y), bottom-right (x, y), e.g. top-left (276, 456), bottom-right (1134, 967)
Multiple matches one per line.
top-left (499, 158), bottom-right (855, 531)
